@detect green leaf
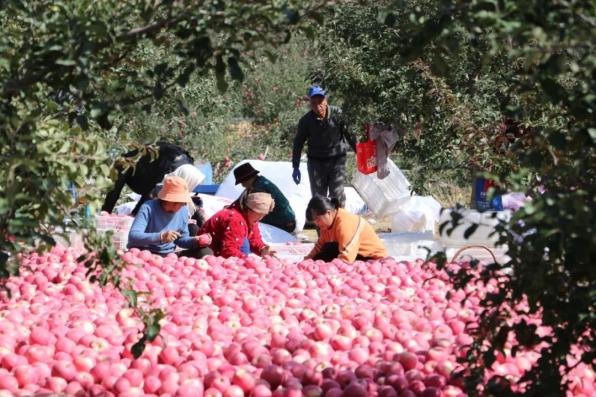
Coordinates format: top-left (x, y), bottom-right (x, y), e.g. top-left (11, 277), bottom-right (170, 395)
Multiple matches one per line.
top-left (0, 58), bottom-right (9, 71)
top-left (215, 55), bottom-right (228, 92)
top-left (483, 349), bottom-right (496, 367)
top-left (284, 7), bottom-right (299, 24)
top-left (463, 223), bottom-right (479, 239)
top-left (145, 323), bottom-right (160, 341)
top-left (122, 289), bottom-right (138, 308)
top-left (56, 59), bottom-right (76, 66)
top-left (227, 57), bottom-right (244, 82)
top-left (131, 338), bottom-right (146, 359)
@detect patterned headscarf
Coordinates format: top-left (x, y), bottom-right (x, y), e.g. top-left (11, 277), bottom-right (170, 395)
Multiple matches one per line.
top-left (244, 192), bottom-right (275, 214)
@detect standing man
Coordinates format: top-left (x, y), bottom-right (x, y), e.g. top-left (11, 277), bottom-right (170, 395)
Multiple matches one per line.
top-left (292, 85), bottom-right (356, 207)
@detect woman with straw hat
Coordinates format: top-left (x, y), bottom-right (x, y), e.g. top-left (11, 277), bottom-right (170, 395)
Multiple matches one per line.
top-left (128, 175), bottom-right (213, 258)
top-left (152, 163), bottom-right (207, 235)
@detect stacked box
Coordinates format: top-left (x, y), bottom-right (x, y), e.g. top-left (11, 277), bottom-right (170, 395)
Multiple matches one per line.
top-left (351, 159), bottom-right (412, 218)
top-left (95, 213), bottom-right (135, 250)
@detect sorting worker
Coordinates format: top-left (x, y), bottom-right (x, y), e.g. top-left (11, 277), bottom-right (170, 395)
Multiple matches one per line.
top-left (304, 195), bottom-right (386, 263)
top-left (127, 176), bottom-right (213, 258)
top-left (152, 164), bottom-right (207, 235)
top-left (234, 162), bottom-right (297, 233)
top-left (199, 191), bottom-right (277, 258)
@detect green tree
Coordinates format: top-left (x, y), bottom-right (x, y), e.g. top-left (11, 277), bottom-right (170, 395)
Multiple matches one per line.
top-left (0, 0), bottom-right (331, 272)
top-left (0, 0), bottom-right (333, 354)
top-left (321, 0), bottom-right (594, 395)
top-left (318, 1), bottom-right (512, 190)
top-left (111, 38), bottom-right (317, 181)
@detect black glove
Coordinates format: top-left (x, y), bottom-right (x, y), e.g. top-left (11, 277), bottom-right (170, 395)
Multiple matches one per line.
top-left (292, 168), bottom-right (301, 185)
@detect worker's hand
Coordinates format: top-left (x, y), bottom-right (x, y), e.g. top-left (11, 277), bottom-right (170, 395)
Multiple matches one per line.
top-left (292, 168), bottom-right (301, 185)
top-left (196, 233), bottom-right (212, 247)
top-left (160, 230), bottom-right (180, 243)
top-left (260, 246), bottom-right (278, 258)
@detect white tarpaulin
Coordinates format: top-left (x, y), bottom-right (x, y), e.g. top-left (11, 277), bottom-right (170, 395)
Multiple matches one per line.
top-left (199, 194), bottom-right (233, 218)
top-left (216, 160), bottom-right (367, 232)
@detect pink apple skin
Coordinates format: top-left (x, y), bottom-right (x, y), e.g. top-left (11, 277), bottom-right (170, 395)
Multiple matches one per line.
top-left (1, 247), bottom-right (593, 397)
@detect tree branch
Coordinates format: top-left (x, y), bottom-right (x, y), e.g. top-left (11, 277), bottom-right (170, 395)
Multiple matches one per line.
top-left (118, 15), bottom-right (186, 41)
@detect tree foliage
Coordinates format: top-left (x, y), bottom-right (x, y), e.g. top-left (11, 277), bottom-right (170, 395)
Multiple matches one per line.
top-left (0, 0), bottom-right (332, 272)
top-left (112, 38), bottom-right (317, 180)
top-left (0, 0), bottom-right (333, 355)
top-left (320, 0), bottom-right (594, 395)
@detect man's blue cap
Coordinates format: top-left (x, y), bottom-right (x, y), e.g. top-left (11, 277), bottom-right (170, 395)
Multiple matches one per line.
top-left (308, 85), bottom-right (326, 98)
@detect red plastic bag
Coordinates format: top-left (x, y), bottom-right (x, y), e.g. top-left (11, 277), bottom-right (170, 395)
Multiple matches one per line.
top-left (356, 139), bottom-right (377, 174)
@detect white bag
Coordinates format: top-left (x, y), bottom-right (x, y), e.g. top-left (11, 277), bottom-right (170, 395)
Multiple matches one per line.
top-left (439, 208), bottom-right (511, 248)
top-left (390, 196), bottom-right (441, 233)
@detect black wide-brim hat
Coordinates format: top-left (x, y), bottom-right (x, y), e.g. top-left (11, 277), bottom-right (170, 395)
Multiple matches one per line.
top-left (234, 162), bottom-right (260, 185)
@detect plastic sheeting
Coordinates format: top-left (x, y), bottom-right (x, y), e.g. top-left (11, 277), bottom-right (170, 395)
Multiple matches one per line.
top-left (378, 232), bottom-right (441, 260)
top-left (216, 160), bottom-right (368, 232)
top-left (352, 159), bottom-right (411, 218)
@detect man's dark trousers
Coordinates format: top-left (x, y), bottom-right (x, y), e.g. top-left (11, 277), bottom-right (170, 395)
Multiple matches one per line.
top-left (307, 155), bottom-right (347, 207)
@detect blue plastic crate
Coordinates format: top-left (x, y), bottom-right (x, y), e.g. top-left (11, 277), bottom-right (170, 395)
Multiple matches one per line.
top-left (193, 184), bottom-right (220, 195)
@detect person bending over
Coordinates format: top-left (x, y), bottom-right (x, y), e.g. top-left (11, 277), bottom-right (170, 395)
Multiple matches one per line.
top-left (305, 195), bottom-right (386, 263)
top-left (199, 191), bottom-right (277, 258)
top-left (102, 142), bottom-right (194, 215)
top-left (234, 162), bottom-right (296, 233)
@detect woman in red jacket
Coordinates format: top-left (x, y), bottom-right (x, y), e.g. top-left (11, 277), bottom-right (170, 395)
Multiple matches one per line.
top-left (199, 191), bottom-right (277, 258)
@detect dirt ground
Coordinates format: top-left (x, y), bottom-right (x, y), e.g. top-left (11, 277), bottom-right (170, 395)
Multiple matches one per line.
top-left (297, 216), bottom-right (392, 243)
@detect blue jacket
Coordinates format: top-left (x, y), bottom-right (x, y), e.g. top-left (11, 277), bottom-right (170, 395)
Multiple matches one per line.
top-left (128, 199), bottom-right (197, 254)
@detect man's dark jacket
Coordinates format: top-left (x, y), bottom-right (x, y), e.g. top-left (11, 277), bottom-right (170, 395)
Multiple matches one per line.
top-left (292, 106), bottom-right (356, 169)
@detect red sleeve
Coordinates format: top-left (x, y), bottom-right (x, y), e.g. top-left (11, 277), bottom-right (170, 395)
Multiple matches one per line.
top-left (219, 213), bottom-right (248, 258)
top-left (248, 223), bottom-right (267, 254)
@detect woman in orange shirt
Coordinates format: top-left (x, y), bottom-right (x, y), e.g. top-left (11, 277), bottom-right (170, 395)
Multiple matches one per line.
top-left (305, 196), bottom-right (387, 263)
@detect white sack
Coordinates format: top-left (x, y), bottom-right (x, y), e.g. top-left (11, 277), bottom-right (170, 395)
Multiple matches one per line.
top-left (390, 196), bottom-right (442, 233)
top-left (344, 187), bottom-right (368, 215)
top-left (439, 208), bottom-right (511, 248)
